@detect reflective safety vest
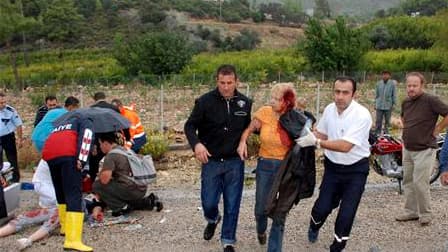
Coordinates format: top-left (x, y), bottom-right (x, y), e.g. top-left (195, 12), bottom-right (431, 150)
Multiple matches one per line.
top-left (119, 106), bottom-right (145, 148)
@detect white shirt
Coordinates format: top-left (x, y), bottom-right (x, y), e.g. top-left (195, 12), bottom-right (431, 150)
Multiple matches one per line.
top-left (317, 100), bottom-right (372, 165)
top-left (32, 159), bottom-right (57, 208)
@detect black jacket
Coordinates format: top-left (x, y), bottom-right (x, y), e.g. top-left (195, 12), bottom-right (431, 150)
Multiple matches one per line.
top-left (184, 88), bottom-right (252, 159)
top-left (265, 109), bottom-right (316, 218)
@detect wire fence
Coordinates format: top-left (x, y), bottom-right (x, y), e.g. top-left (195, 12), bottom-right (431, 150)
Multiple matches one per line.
top-left (3, 71), bottom-right (448, 90)
top-left (15, 71), bottom-right (448, 135)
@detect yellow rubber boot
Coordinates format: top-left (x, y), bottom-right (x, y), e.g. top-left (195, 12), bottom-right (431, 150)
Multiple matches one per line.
top-left (57, 204), bottom-right (67, 235)
top-left (63, 212), bottom-right (93, 252)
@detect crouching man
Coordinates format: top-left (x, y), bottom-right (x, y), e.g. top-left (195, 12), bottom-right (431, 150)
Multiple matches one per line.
top-left (93, 132), bottom-right (162, 217)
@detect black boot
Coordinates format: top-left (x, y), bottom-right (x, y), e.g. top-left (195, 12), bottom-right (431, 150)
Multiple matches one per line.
top-left (130, 193), bottom-right (163, 212)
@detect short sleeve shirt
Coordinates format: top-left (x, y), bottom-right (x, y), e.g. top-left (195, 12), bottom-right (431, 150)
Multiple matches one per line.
top-left (102, 146), bottom-right (146, 192)
top-left (401, 93), bottom-right (448, 151)
top-left (0, 105), bottom-right (23, 137)
top-left (254, 106), bottom-right (291, 160)
top-left (317, 101), bottom-right (372, 165)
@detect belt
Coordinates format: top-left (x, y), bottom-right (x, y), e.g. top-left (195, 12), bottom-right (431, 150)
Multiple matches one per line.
top-left (209, 156), bottom-right (241, 162)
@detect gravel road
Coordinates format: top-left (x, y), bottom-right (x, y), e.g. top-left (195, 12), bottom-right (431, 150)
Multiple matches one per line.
top-left (1, 172), bottom-right (448, 252)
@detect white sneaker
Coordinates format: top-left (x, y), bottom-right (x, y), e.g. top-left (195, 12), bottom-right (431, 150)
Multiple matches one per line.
top-left (17, 238), bottom-right (32, 250)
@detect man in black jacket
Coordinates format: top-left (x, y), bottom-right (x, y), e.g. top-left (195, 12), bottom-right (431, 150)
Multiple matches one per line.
top-left (184, 65), bottom-right (252, 252)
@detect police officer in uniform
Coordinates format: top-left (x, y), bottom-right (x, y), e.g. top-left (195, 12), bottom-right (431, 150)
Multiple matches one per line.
top-left (0, 92), bottom-right (23, 182)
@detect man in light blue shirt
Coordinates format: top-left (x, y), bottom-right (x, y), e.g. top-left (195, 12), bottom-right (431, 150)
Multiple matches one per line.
top-left (375, 70), bottom-right (396, 135)
top-left (0, 92), bottom-right (23, 182)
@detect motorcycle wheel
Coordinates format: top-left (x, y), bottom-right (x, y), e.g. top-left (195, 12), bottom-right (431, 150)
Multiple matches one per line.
top-left (430, 152), bottom-right (441, 184)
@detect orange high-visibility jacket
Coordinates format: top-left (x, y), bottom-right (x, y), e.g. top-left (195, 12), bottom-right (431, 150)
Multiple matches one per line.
top-left (119, 106), bottom-right (145, 142)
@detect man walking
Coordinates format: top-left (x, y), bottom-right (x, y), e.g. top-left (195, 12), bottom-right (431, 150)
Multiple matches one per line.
top-left (297, 77), bottom-right (372, 252)
top-left (0, 92), bottom-right (23, 182)
top-left (396, 72), bottom-right (448, 225)
top-left (375, 70), bottom-right (396, 135)
top-left (184, 65), bottom-right (252, 252)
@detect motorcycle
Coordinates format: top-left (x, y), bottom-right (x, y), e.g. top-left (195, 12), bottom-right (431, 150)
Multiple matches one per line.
top-left (369, 132), bottom-right (445, 194)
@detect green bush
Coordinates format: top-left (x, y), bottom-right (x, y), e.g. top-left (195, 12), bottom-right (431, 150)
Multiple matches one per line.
top-left (182, 49), bottom-right (307, 84)
top-left (140, 133), bottom-right (169, 160)
top-left (360, 49), bottom-right (445, 72)
top-left (362, 16), bottom-right (441, 49)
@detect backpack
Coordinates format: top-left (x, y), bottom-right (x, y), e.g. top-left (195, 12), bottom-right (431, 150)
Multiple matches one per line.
top-left (109, 147), bottom-right (156, 186)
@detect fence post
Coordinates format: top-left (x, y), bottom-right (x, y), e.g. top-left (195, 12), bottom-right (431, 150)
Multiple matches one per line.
top-left (431, 72), bottom-right (436, 95)
top-left (246, 83), bottom-right (250, 97)
top-left (160, 82), bottom-right (164, 132)
top-left (80, 86), bottom-right (84, 108)
top-left (316, 71), bottom-right (324, 120)
top-left (363, 71), bottom-right (367, 83)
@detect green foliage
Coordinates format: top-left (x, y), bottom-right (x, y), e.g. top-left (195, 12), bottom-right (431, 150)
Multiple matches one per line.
top-left (362, 16), bottom-right (441, 49)
top-left (74, 0), bottom-right (98, 18)
top-left (300, 17), bottom-right (370, 71)
top-left (0, 48), bottom-right (125, 86)
top-left (42, 0), bottom-right (84, 42)
top-left (183, 49), bottom-right (307, 84)
top-left (314, 0), bottom-right (331, 18)
top-left (229, 29), bottom-right (261, 51)
top-left (140, 132), bottom-right (169, 160)
top-left (433, 10), bottom-right (448, 70)
top-left (359, 49), bottom-right (445, 72)
top-left (0, 0), bottom-right (38, 43)
top-left (139, 0), bottom-right (167, 24)
top-left (113, 32), bottom-right (194, 76)
top-left (259, 2), bottom-right (307, 26)
top-left (400, 0), bottom-right (448, 16)
top-left (247, 134), bottom-right (260, 158)
top-left (251, 10), bottom-right (265, 23)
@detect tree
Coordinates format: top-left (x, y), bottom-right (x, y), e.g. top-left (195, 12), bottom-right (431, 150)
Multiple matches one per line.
top-left (42, 0), bottom-right (84, 42)
top-left (231, 29), bottom-right (261, 51)
top-left (113, 32), bottom-right (194, 76)
top-left (433, 9), bottom-right (448, 70)
top-left (314, 0), bottom-right (330, 18)
top-left (400, 0), bottom-right (448, 16)
top-left (300, 17), bottom-right (370, 71)
top-left (0, 0), bottom-right (37, 90)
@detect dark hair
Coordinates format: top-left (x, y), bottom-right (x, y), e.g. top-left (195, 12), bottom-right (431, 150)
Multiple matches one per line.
top-left (97, 132), bottom-right (118, 144)
top-left (111, 98), bottom-right (122, 107)
top-left (93, 92), bottom-right (106, 101)
top-left (334, 76), bottom-right (357, 94)
top-left (216, 64), bottom-right (238, 80)
top-left (45, 95), bottom-right (57, 102)
top-left (382, 70), bottom-right (391, 75)
top-left (0, 92), bottom-right (5, 97)
top-left (64, 96), bottom-right (79, 107)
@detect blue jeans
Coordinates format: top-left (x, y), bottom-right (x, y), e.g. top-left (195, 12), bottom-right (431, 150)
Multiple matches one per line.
top-left (131, 134), bottom-right (147, 154)
top-left (440, 134), bottom-right (448, 173)
top-left (254, 158), bottom-right (284, 252)
top-left (201, 158), bottom-right (244, 245)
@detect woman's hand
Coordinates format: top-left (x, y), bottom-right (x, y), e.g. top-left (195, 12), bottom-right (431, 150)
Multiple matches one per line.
top-left (237, 142), bottom-right (248, 160)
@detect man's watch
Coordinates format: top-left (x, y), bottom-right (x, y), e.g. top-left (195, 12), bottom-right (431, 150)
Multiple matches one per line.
top-left (316, 139), bottom-right (321, 149)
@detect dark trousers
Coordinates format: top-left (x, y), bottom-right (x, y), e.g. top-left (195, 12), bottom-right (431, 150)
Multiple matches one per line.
top-left (93, 180), bottom-right (145, 212)
top-left (0, 186), bottom-right (7, 218)
top-left (0, 132), bottom-right (20, 182)
top-left (47, 156), bottom-right (83, 212)
top-left (375, 109), bottom-right (392, 135)
top-left (88, 143), bottom-right (104, 182)
top-left (310, 157), bottom-right (368, 252)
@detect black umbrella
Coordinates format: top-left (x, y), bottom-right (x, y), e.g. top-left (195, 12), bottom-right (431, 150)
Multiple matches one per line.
top-left (53, 107), bottom-right (131, 133)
